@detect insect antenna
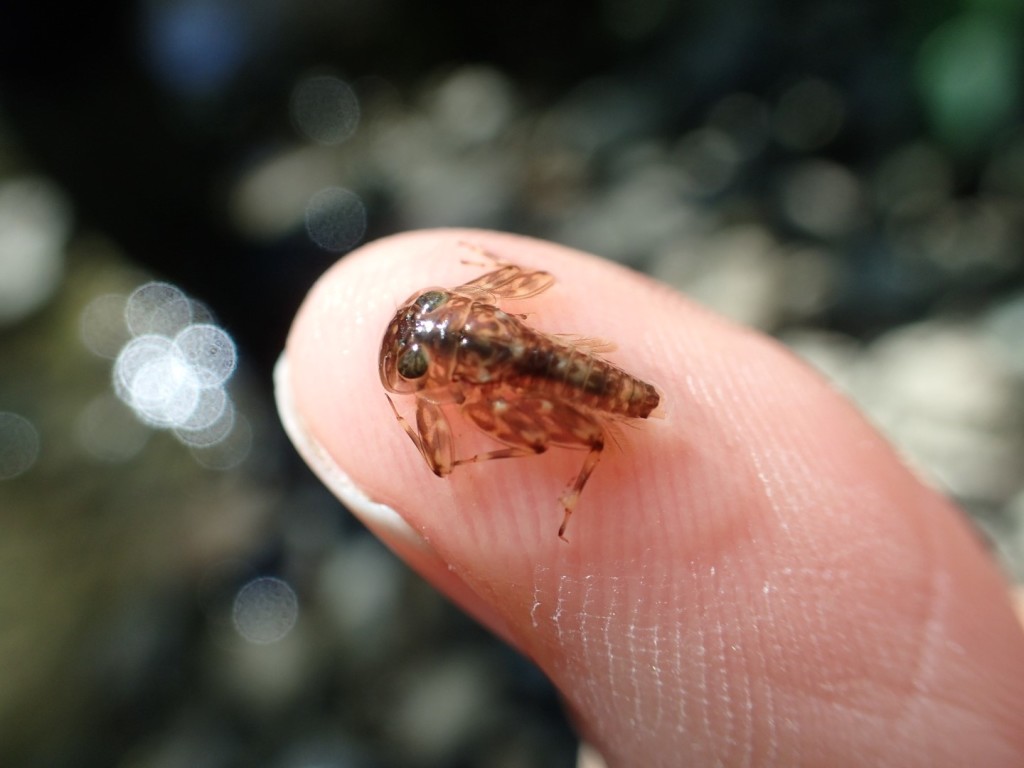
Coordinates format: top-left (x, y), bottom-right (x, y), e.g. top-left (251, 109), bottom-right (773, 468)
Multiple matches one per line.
top-left (456, 240), bottom-right (508, 268)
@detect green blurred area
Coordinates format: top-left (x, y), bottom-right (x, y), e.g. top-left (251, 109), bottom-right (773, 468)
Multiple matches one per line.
top-left (916, 9), bottom-right (1023, 154)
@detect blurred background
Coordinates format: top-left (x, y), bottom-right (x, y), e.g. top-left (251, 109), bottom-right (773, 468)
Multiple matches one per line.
top-left (1, 0), bottom-right (1023, 765)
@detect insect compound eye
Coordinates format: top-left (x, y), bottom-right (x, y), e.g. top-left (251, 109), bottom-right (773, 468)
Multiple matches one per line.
top-left (397, 346), bottom-right (429, 379)
top-left (414, 290), bottom-right (448, 314)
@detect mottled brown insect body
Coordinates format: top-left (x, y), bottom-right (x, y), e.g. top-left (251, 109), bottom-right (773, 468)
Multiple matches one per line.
top-left (379, 245), bottom-right (660, 540)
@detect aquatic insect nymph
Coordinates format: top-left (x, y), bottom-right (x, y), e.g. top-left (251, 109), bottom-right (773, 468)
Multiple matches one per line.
top-left (379, 244), bottom-right (660, 540)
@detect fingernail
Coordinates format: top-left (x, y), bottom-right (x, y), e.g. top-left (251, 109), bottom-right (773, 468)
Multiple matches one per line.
top-left (275, 351), bottom-right (524, 648)
top-left (274, 353), bottom-right (430, 553)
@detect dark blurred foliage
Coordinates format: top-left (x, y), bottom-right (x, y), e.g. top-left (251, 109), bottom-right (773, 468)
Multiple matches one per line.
top-left (3, 0), bottom-right (1008, 374)
top-left (3, 0), bottom-right (637, 373)
top-left (1, 1), bottom-right (1023, 766)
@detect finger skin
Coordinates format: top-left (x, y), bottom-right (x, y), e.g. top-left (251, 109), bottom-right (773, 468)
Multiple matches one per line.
top-left (284, 229), bottom-right (1024, 767)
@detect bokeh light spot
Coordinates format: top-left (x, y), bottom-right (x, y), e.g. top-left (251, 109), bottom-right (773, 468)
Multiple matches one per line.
top-left (126, 282), bottom-right (193, 337)
top-left (0, 177), bottom-right (71, 326)
top-left (129, 351), bottom-right (202, 428)
top-left (76, 395), bottom-right (150, 463)
top-left (430, 67), bottom-right (514, 144)
top-left (290, 75), bottom-right (360, 145)
top-left (79, 294), bottom-right (131, 359)
top-left (191, 412), bottom-right (252, 470)
top-left (0, 412), bottom-right (40, 480)
top-left (780, 160), bottom-right (865, 238)
top-left (304, 187), bottom-right (367, 252)
top-left (112, 280), bottom-right (242, 460)
top-left (189, 299), bottom-right (217, 326)
top-left (175, 394), bottom-right (234, 446)
top-left (176, 385), bottom-right (230, 432)
top-left (232, 577), bottom-right (299, 644)
top-left (114, 334), bottom-right (172, 399)
top-left (175, 324), bottom-right (237, 387)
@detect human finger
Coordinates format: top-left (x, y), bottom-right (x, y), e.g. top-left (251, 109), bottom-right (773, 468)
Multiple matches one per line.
top-left (278, 229), bottom-right (1024, 767)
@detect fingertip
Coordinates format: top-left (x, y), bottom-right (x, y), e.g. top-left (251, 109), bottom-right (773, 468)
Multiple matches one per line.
top-left (281, 229), bottom-right (1024, 765)
top-left (274, 349), bottom-right (523, 647)
top-left (283, 227), bottom-right (676, 556)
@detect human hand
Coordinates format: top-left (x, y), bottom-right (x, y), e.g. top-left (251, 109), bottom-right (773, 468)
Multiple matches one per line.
top-left (276, 229), bottom-right (1024, 767)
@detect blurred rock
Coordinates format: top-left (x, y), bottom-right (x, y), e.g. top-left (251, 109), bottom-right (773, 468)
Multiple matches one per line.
top-left (850, 321), bottom-right (1024, 504)
top-left (652, 225), bottom-right (785, 329)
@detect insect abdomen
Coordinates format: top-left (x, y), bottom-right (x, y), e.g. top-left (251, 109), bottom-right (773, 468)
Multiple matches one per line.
top-left (512, 333), bottom-right (659, 418)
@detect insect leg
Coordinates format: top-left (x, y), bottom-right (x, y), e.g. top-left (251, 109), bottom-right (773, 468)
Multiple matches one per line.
top-left (386, 394), bottom-right (455, 477)
top-left (456, 240), bottom-right (506, 268)
top-left (452, 396), bottom-right (548, 468)
top-left (458, 392), bottom-right (606, 540)
top-left (557, 442), bottom-right (602, 540)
